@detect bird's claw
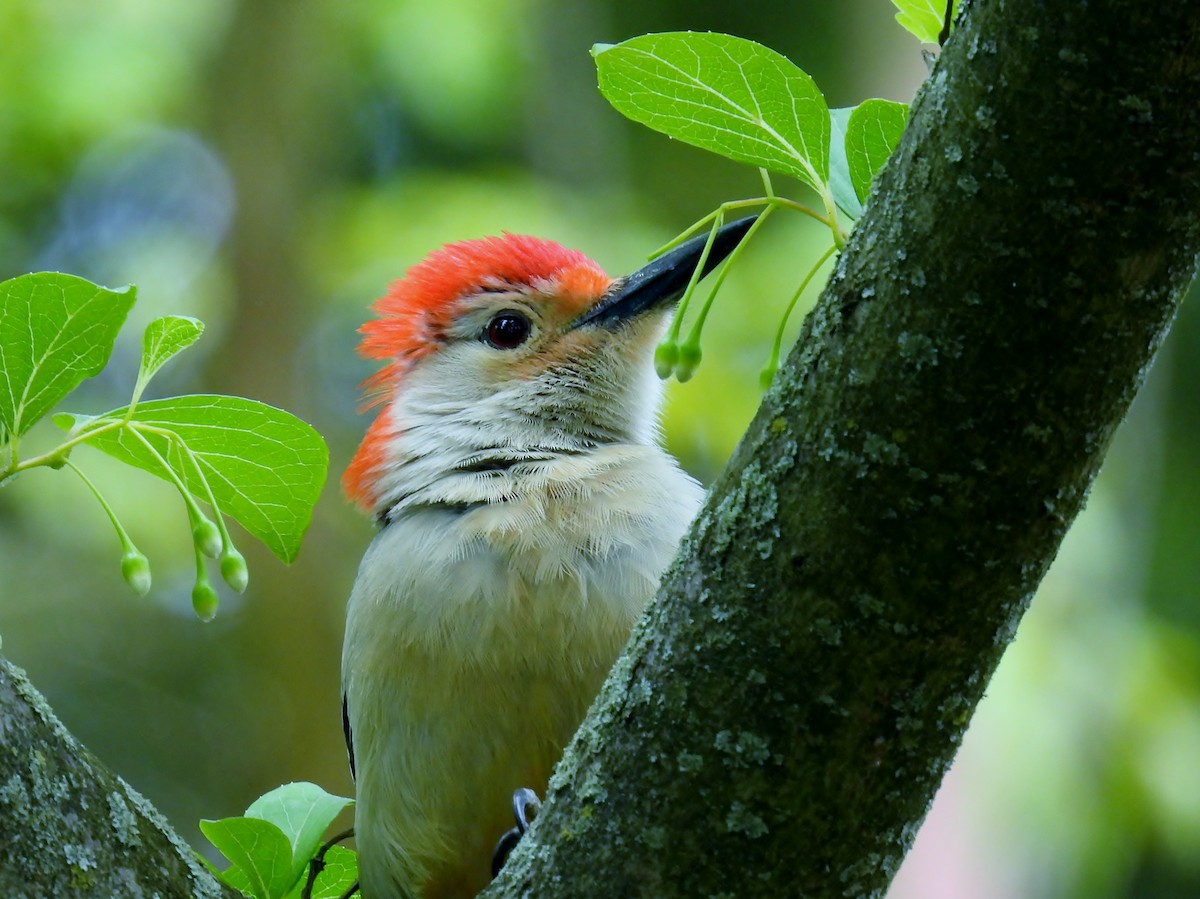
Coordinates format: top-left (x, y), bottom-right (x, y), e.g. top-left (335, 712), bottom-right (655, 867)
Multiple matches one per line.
top-left (490, 787), bottom-right (542, 877)
top-left (512, 786), bottom-right (541, 831)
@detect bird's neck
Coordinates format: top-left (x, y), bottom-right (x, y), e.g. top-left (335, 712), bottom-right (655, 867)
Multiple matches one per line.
top-left (361, 357), bottom-right (668, 522)
top-left (367, 400), bottom-right (657, 525)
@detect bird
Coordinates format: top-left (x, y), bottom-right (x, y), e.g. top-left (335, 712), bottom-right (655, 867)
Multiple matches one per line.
top-left (341, 217), bottom-right (754, 898)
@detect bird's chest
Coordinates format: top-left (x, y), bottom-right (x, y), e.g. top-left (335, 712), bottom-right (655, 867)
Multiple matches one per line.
top-left (347, 489), bottom-right (660, 675)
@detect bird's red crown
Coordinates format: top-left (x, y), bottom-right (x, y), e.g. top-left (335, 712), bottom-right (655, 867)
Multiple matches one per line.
top-left (344, 232), bottom-right (610, 510)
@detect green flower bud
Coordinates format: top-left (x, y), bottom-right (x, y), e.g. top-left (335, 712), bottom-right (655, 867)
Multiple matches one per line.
top-left (759, 359), bottom-right (779, 390)
top-left (220, 548), bottom-right (249, 594)
top-left (192, 517), bottom-right (222, 559)
top-left (654, 340), bottom-right (680, 380)
top-left (192, 579), bottom-right (219, 622)
top-left (121, 550), bottom-right (152, 597)
top-left (675, 342), bottom-right (702, 382)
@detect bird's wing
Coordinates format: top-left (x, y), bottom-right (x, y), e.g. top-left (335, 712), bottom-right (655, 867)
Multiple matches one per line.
top-left (342, 692), bottom-right (356, 779)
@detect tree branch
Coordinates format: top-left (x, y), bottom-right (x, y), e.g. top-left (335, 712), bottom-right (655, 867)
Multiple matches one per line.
top-left (488, 2), bottom-right (1200, 895)
top-left (0, 655), bottom-right (241, 898)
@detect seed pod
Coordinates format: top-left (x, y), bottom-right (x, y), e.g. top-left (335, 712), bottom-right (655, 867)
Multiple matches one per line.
top-left (220, 548), bottom-right (249, 594)
top-left (675, 342), bottom-right (702, 382)
top-left (192, 517), bottom-right (222, 559)
top-left (121, 550), bottom-right (152, 597)
top-left (192, 579), bottom-right (219, 622)
top-left (654, 340), bottom-right (680, 379)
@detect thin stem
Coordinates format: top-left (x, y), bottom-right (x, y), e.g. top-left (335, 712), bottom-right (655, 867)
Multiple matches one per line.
top-left (125, 426), bottom-right (212, 532)
top-left (758, 168), bottom-right (776, 198)
top-left (779, 243), bottom-right (838, 343)
top-left (651, 208), bottom-right (725, 260)
top-left (126, 383), bottom-right (146, 423)
top-left (820, 186), bottom-right (846, 250)
top-left (777, 195), bottom-right (833, 225)
top-left (2, 435), bottom-right (18, 482)
top-left (63, 460), bottom-right (136, 553)
top-left (761, 243), bottom-right (838, 387)
top-left (939, 0), bottom-right (955, 45)
top-left (300, 828), bottom-right (356, 899)
top-left (156, 426), bottom-right (233, 551)
top-left (6, 417), bottom-right (126, 477)
top-left (652, 195), bottom-right (830, 259)
top-left (670, 208), bottom-right (725, 342)
top-left (682, 206), bottom-right (776, 347)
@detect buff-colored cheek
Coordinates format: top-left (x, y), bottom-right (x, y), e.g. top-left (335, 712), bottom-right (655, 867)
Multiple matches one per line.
top-left (502, 331), bottom-right (605, 380)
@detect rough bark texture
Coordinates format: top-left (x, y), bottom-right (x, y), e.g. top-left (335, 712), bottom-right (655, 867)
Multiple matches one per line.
top-left (0, 656), bottom-right (240, 898)
top-left (3, 1), bottom-right (1200, 896)
top-left (486, 2), bottom-right (1200, 897)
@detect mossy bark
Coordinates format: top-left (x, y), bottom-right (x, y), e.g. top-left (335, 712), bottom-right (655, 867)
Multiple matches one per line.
top-left (0, 657), bottom-right (241, 898)
top-left (487, 2), bottom-right (1200, 897)
top-left (2, 2), bottom-right (1199, 897)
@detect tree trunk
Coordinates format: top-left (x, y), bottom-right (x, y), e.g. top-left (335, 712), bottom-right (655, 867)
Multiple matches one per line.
top-left (485, 1), bottom-right (1200, 896)
top-left (3, 1), bottom-right (1199, 896)
top-left (0, 657), bottom-right (240, 898)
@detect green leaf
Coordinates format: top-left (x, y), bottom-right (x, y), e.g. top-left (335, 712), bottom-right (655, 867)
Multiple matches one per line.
top-left (214, 858), bottom-right (254, 895)
top-left (286, 846), bottom-right (358, 899)
top-left (594, 32), bottom-right (830, 192)
top-left (245, 782), bottom-right (353, 887)
top-left (200, 816), bottom-right (297, 899)
top-left (0, 273), bottom-right (134, 444)
top-left (891, 0), bottom-right (960, 44)
top-left (202, 784), bottom-right (354, 899)
top-left (196, 851), bottom-right (226, 881)
top-left (828, 108), bottom-right (863, 221)
top-left (134, 315), bottom-right (204, 402)
top-left (65, 395), bottom-right (328, 563)
top-left (846, 99), bottom-right (910, 205)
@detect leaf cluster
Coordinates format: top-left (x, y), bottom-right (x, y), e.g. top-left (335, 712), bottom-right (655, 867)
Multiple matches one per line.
top-left (201, 783), bottom-right (357, 899)
top-left (590, 7), bottom-right (942, 384)
top-left (0, 272), bottom-right (328, 619)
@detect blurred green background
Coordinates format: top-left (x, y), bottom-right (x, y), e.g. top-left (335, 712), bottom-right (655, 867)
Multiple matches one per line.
top-left (1, 1), bottom-right (1197, 896)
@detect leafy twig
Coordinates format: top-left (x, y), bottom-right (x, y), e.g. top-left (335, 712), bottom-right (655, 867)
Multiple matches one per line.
top-left (300, 828), bottom-right (357, 899)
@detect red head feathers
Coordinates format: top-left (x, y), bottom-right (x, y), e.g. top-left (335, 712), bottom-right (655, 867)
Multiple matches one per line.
top-left (344, 233), bottom-right (610, 510)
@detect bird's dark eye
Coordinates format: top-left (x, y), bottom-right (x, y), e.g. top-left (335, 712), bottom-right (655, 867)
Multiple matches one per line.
top-left (484, 311), bottom-right (531, 349)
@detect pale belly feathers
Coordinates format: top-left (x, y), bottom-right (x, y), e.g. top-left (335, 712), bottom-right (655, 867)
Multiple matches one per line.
top-left (342, 445), bottom-right (701, 897)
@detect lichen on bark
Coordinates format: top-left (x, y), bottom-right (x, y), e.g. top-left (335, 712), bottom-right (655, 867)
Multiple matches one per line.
top-left (486, 2), bottom-right (1200, 896)
top-left (0, 657), bottom-right (239, 899)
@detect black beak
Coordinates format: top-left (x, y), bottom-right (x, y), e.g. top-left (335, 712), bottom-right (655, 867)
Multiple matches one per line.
top-left (573, 215), bottom-right (756, 329)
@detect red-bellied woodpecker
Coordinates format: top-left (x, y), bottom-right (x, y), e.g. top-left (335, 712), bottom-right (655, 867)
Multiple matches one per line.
top-left (341, 217), bottom-right (754, 898)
